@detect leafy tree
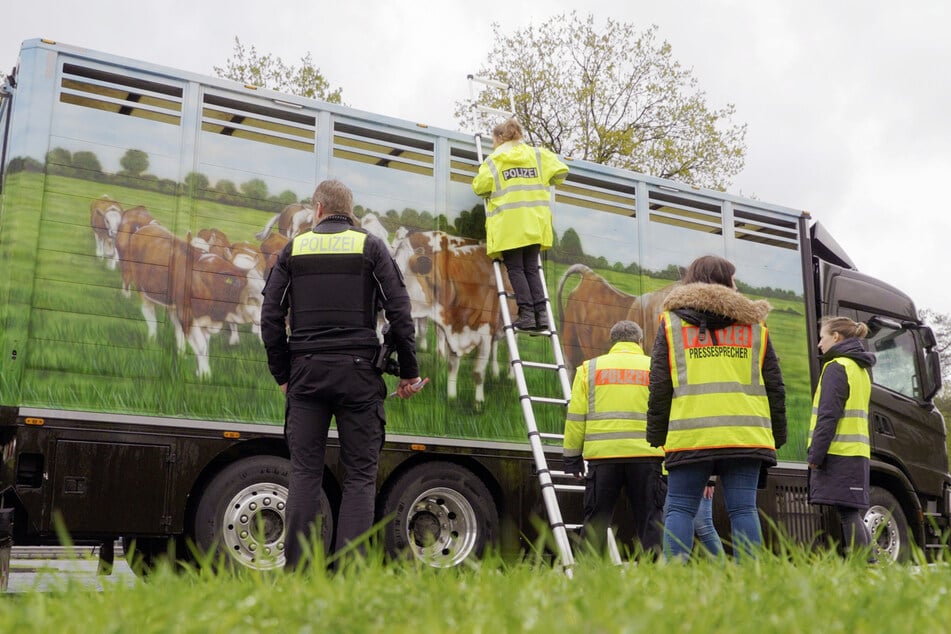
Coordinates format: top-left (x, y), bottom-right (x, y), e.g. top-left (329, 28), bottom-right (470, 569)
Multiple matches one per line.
top-left (71, 151), bottom-right (102, 172)
top-left (557, 227), bottom-right (584, 257)
top-left (185, 171), bottom-right (210, 193)
top-left (454, 205), bottom-right (486, 240)
top-left (240, 178), bottom-right (269, 201)
top-left (920, 309), bottom-right (951, 385)
top-left (119, 149), bottom-right (149, 176)
top-left (6, 156), bottom-right (44, 173)
top-left (214, 37), bottom-right (343, 103)
top-left (215, 179), bottom-right (238, 195)
top-left (276, 190), bottom-right (299, 205)
top-left (458, 13), bottom-right (746, 189)
top-left (400, 208), bottom-right (421, 228)
top-left (46, 147), bottom-right (72, 166)
top-left (418, 211), bottom-right (435, 229)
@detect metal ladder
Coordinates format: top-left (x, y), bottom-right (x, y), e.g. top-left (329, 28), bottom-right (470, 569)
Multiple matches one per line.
top-left (466, 73), bottom-right (517, 165)
top-left (468, 73), bottom-right (625, 572)
top-left (491, 258), bottom-right (581, 574)
top-left (467, 73), bottom-right (583, 573)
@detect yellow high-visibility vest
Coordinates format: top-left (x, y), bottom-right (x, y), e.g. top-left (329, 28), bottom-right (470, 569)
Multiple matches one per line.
top-left (472, 142), bottom-right (568, 259)
top-left (662, 311), bottom-right (774, 453)
top-left (807, 357), bottom-right (871, 458)
top-left (563, 341), bottom-right (664, 460)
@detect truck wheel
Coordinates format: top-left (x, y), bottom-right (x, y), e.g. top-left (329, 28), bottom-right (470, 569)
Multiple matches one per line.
top-left (381, 461), bottom-right (498, 567)
top-left (193, 455), bottom-right (332, 571)
top-left (865, 486), bottom-right (911, 562)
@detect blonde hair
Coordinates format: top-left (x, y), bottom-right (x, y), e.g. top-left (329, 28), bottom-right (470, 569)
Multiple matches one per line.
top-left (491, 118), bottom-right (525, 144)
top-left (312, 179), bottom-right (354, 219)
top-left (820, 316), bottom-right (869, 340)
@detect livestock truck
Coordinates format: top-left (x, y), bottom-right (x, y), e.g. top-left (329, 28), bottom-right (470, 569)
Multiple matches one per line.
top-left (0, 39), bottom-right (947, 574)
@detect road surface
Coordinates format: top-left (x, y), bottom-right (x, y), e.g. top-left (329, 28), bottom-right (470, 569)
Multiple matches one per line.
top-left (3, 545), bottom-right (136, 593)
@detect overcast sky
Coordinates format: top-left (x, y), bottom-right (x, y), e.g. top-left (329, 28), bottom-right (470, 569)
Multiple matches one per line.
top-left (5, 0), bottom-right (950, 316)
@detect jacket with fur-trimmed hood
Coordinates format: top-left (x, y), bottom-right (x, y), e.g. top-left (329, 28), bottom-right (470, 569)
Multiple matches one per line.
top-left (646, 282), bottom-right (787, 471)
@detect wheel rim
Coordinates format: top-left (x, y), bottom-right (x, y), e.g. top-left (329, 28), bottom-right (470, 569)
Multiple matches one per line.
top-left (221, 483), bottom-right (288, 570)
top-left (405, 486), bottom-right (479, 567)
top-left (865, 504), bottom-right (901, 561)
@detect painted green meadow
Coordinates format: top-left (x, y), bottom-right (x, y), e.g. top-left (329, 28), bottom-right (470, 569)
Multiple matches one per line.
top-left (2, 168), bottom-right (813, 453)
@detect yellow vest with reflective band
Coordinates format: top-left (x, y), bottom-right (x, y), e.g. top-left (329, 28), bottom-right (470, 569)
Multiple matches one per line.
top-left (662, 311), bottom-right (775, 453)
top-left (472, 141), bottom-right (568, 259)
top-left (563, 341), bottom-right (664, 460)
top-left (807, 357), bottom-right (871, 458)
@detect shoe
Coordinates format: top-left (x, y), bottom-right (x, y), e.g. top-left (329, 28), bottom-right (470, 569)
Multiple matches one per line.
top-left (534, 309), bottom-right (549, 331)
top-left (512, 309), bottom-right (536, 330)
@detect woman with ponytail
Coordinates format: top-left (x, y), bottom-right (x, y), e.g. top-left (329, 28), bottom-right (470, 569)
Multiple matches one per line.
top-left (808, 316), bottom-right (877, 561)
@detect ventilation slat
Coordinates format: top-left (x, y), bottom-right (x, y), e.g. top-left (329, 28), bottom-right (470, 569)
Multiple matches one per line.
top-left (734, 208), bottom-right (801, 251)
top-left (648, 186), bottom-right (723, 234)
top-left (59, 62), bottom-right (182, 126)
top-left (201, 92), bottom-right (316, 153)
top-left (333, 121), bottom-right (434, 176)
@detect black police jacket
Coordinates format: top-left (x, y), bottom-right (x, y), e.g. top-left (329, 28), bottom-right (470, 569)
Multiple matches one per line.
top-left (261, 215), bottom-right (418, 384)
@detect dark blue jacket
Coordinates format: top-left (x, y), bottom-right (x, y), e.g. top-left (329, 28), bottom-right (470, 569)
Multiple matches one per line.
top-left (808, 337), bottom-right (876, 509)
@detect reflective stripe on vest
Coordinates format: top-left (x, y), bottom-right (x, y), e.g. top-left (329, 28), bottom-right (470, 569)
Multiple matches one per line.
top-left (807, 357), bottom-right (871, 458)
top-left (484, 147), bottom-right (552, 219)
top-left (563, 342), bottom-right (663, 459)
top-left (663, 311), bottom-right (774, 452)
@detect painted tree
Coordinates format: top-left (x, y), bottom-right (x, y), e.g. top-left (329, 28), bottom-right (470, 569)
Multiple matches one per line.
top-left (458, 13), bottom-right (746, 190)
top-left (214, 37), bottom-right (343, 104)
top-left (119, 149), bottom-right (149, 177)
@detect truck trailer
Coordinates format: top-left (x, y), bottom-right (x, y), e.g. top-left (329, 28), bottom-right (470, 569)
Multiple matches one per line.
top-left (0, 39), bottom-right (947, 573)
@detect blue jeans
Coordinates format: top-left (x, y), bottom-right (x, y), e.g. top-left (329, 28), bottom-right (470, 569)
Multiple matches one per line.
top-left (662, 487), bottom-right (724, 557)
top-left (664, 459), bottom-right (762, 561)
top-left (693, 496), bottom-right (724, 556)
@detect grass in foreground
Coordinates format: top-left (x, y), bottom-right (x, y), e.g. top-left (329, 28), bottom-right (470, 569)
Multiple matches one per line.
top-left (4, 542), bottom-right (951, 633)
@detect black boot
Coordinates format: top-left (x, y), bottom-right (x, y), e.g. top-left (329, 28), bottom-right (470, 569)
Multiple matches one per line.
top-left (512, 308), bottom-right (536, 330)
top-left (534, 308), bottom-right (549, 331)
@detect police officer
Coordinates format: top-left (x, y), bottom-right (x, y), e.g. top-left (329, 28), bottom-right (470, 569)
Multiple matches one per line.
top-left (563, 320), bottom-right (666, 556)
top-left (471, 118), bottom-right (568, 330)
top-left (261, 179), bottom-right (422, 571)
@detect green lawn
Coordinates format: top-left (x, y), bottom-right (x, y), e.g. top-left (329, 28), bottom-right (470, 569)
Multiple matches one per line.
top-left (3, 544), bottom-right (951, 632)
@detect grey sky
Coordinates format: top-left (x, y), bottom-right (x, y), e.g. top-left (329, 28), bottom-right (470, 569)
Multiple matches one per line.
top-left (5, 0), bottom-right (950, 315)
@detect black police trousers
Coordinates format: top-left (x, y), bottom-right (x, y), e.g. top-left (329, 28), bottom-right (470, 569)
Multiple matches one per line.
top-left (581, 459), bottom-right (666, 557)
top-left (283, 352), bottom-right (386, 570)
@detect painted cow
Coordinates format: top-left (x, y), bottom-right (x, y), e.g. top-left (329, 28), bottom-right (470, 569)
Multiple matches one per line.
top-left (124, 223), bottom-right (264, 377)
top-left (89, 196), bottom-right (123, 269)
top-left (259, 232), bottom-right (290, 273)
top-left (114, 205), bottom-right (157, 297)
top-left (557, 263), bottom-right (679, 375)
top-left (394, 229), bottom-right (509, 404)
top-left (254, 202), bottom-right (314, 240)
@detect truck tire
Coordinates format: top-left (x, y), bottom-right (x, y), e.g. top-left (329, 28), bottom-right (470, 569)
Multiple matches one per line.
top-left (193, 455), bottom-right (332, 571)
top-left (381, 461), bottom-right (498, 567)
top-left (865, 486), bottom-right (911, 562)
